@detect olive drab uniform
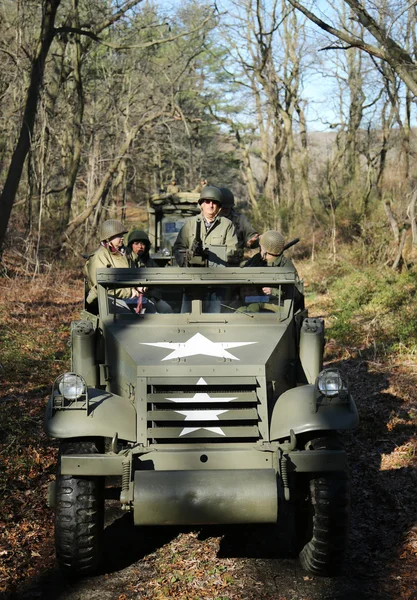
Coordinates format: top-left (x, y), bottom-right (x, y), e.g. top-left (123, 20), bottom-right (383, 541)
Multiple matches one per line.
top-left (244, 252), bottom-right (295, 270)
top-left (167, 184), bottom-right (181, 194)
top-left (127, 251), bottom-right (158, 268)
top-left (125, 231), bottom-right (172, 313)
top-left (173, 214), bottom-right (238, 264)
top-left (238, 251), bottom-right (299, 313)
top-left (85, 245), bottom-right (131, 304)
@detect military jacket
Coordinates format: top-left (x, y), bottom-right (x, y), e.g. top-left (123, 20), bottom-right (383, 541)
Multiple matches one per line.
top-left (125, 250), bottom-right (164, 301)
top-left (173, 214), bottom-right (238, 261)
top-left (167, 185), bottom-right (181, 194)
top-left (127, 250), bottom-right (158, 268)
top-left (244, 252), bottom-right (295, 269)
top-left (239, 252), bottom-right (298, 312)
top-left (85, 245), bottom-right (131, 303)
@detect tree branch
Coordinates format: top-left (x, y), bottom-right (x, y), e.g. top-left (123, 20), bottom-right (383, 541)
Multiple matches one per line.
top-left (55, 12), bottom-right (215, 51)
top-left (288, 0), bottom-right (417, 96)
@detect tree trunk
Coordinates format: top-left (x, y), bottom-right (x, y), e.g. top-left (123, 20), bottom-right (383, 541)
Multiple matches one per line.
top-left (60, 111), bottom-right (166, 246)
top-left (61, 0), bottom-right (84, 231)
top-left (391, 227), bottom-right (408, 271)
top-left (407, 189), bottom-right (417, 246)
top-left (384, 200), bottom-right (400, 244)
top-left (0, 0), bottom-right (61, 257)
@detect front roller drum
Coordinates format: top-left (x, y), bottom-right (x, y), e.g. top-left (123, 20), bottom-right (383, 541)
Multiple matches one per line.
top-left (134, 469), bottom-right (278, 525)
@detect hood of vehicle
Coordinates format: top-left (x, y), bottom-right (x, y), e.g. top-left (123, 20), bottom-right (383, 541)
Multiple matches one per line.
top-left (104, 322), bottom-right (291, 371)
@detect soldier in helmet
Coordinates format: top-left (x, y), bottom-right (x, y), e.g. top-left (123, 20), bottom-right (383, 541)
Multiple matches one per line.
top-left (236, 230), bottom-right (298, 313)
top-left (173, 185), bottom-right (238, 266)
top-left (126, 229), bottom-right (172, 313)
top-left (85, 219), bottom-right (145, 306)
top-left (192, 177), bottom-right (208, 193)
top-left (218, 187), bottom-right (259, 251)
top-left (245, 230), bottom-right (295, 270)
top-left (126, 229), bottom-right (158, 268)
top-left (167, 178), bottom-right (181, 194)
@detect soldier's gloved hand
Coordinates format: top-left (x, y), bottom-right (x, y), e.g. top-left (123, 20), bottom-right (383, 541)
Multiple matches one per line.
top-left (236, 303), bottom-right (260, 313)
top-left (247, 234), bottom-right (260, 248)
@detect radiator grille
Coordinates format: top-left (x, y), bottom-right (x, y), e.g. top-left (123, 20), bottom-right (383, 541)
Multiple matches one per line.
top-left (147, 384), bottom-right (260, 443)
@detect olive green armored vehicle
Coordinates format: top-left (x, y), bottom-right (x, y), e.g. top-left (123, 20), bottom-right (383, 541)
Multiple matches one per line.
top-left (45, 257), bottom-right (358, 577)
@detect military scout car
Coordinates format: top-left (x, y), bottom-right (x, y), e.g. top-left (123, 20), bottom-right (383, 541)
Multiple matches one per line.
top-left (45, 258), bottom-right (359, 577)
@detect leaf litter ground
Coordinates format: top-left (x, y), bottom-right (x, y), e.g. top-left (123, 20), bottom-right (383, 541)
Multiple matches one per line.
top-left (0, 263), bottom-right (416, 600)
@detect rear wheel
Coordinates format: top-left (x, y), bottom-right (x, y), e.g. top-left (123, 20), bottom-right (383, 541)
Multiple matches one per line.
top-left (55, 440), bottom-right (104, 576)
top-left (298, 434), bottom-right (350, 576)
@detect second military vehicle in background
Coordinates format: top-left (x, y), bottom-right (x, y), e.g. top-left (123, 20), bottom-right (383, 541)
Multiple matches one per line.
top-left (147, 192), bottom-right (200, 264)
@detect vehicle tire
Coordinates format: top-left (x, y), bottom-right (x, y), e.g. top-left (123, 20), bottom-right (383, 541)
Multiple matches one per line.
top-left (298, 434), bottom-right (350, 576)
top-left (55, 440), bottom-right (104, 576)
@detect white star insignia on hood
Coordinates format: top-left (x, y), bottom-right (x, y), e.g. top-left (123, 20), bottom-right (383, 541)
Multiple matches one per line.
top-left (141, 332), bottom-right (256, 361)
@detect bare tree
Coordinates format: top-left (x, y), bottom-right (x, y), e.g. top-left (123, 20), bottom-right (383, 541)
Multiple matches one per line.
top-left (288, 0), bottom-right (417, 96)
top-left (214, 0), bottom-right (311, 230)
top-left (0, 0), bottom-right (61, 257)
top-left (0, 0), bottom-right (148, 257)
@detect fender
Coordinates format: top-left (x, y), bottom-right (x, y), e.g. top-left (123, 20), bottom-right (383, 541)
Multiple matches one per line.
top-left (270, 385), bottom-right (359, 441)
top-left (44, 387), bottom-right (136, 441)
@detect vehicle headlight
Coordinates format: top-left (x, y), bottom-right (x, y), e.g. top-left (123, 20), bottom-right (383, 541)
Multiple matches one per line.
top-left (57, 373), bottom-right (86, 400)
top-left (316, 369), bottom-right (347, 398)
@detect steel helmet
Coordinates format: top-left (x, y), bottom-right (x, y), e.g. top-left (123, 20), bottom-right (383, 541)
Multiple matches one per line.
top-left (99, 219), bottom-right (127, 242)
top-left (260, 230), bottom-right (285, 256)
top-left (127, 229), bottom-right (151, 248)
top-left (219, 187), bottom-right (235, 208)
top-left (198, 185), bottom-right (222, 205)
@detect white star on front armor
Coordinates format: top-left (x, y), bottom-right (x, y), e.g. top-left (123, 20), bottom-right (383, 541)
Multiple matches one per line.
top-left (167, 377), bottom-right (236, 437)
top-left (141, 332), bottom-right (256, 361)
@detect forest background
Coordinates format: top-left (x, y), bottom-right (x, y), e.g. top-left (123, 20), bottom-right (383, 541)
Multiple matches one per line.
top-left (2, 2), bottom-right (417, 597)
top-left (1, 0), bottom-right (417, 270)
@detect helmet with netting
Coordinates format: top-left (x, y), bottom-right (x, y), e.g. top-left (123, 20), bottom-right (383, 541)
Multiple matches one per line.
top-left (260, 230), bottom-right (285, 256)
top-left (127, 229), bottom-right (151, 249)
top-left (198, 186), bottom-right (222, 205)
top-left (219, 187), bottom-right (235, 208)
top-left (100, 220), bottom-right (128, 242)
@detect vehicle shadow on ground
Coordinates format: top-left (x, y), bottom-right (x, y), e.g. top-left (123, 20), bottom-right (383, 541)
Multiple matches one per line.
top-left (101, 507), bottom-right (187, 574)
top-left (212, 358), bottom-right (417, 600)
top-left (8, 511), bottom-right (184, 600)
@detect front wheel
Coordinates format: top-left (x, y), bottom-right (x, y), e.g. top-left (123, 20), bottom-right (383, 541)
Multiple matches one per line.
top-left (298, 434), bottom-right (350, 576)
top-left (55, 440), bottom-right (104, 576)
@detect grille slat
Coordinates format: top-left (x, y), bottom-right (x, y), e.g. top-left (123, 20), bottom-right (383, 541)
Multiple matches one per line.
top-left (149, 391), bottom-right (257, 403)
top-left (147, 408), bottom-right (258, 421)
top-left (147, 426), bottom-right (259, 439)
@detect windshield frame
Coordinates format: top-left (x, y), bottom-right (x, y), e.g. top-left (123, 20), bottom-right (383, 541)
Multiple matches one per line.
top-left (96, 267), bottom-right (302, 322)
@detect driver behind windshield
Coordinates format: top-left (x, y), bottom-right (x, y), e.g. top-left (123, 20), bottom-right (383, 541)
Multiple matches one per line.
top-left (236, 230), bottom-right (297, 313)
